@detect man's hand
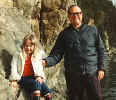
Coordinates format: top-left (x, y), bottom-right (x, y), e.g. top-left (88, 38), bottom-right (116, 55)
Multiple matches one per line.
top-left (98, 70), bottom-right (104, 80)
top-left (42, 60), bottom-right (47, 67)
top-left (10, 81), bottom-right (18, 88)
top-left (36, 76), bottom-right (43, 84)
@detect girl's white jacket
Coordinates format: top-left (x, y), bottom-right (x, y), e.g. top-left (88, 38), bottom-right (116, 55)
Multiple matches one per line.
top-left (9, 50), bottom-right (46, 81)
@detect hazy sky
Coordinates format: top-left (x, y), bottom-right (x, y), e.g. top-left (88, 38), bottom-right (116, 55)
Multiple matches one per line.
top-left (112, 0), bottom-right (116, 6)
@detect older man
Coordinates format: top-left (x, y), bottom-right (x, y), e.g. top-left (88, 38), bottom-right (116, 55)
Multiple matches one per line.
top-left (43, 5), bottom-right (107, 100)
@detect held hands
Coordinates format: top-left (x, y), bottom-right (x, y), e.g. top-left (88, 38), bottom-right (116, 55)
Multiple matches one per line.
top-left (98, 70), bottom-right (104, 80)
top-left (9, 81), bottom-right (18, 88)
top-left (42, 60), bottom-right (47, 67)
top-left (36, 76), bottom-right (43, 84)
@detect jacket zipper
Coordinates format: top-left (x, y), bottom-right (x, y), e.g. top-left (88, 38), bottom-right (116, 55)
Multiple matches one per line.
top-left (83, 64), bottom-right (86, 75)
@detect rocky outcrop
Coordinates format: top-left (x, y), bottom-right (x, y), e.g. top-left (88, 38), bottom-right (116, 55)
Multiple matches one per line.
top-left (0, 7), bottom-right (32, 100)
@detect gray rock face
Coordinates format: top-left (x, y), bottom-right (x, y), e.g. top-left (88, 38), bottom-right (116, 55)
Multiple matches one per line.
top-left (0, 7), bottom-right (31, 100)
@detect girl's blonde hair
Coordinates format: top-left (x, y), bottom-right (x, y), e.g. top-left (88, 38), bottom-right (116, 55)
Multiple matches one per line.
top-left (21, 33), bottom-right (39, 57)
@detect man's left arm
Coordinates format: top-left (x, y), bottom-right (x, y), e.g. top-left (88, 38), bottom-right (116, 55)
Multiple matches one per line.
top-left (98, 70), bottom-right (104, 80)
top-left (95, 28), bottom-right (107, 80)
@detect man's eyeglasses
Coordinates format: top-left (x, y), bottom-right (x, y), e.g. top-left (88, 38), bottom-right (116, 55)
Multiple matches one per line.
top-left (69, 12), bottom-right (82, 16)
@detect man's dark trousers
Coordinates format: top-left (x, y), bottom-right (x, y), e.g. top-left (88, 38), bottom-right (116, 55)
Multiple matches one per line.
top-left (65, 72), bottom-right (102, 100)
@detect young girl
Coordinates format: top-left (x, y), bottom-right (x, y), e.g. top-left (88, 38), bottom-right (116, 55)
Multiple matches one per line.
top-left (9, 33), bottom-right (52, 100)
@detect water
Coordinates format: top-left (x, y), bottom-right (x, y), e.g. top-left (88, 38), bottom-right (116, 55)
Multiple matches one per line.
top-left (102, 55), bottom-right (116, 100)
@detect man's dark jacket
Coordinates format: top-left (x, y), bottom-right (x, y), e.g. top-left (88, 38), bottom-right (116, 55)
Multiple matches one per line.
top-left (45, 24), bottom-right (107, 75)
